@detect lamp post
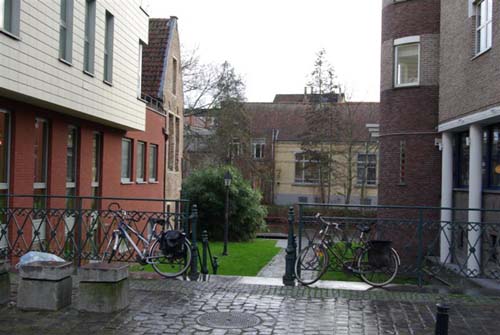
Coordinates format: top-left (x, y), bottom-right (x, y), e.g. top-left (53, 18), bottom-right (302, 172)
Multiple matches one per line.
top-left (223, 171), bottom-right (232, 256)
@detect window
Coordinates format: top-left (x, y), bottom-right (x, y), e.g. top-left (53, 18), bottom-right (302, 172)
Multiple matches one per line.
top-left (59, 0), bottom-right (74, 63)
top-left (66, 126), bottom-right (78, 209)
top-left (295, 152), bottom-right (320, 184)
top-left (137, 42), bottom-right (144, 97)
top-left (121, 138), bottom-right (132, 182)
top-left (490, 126), bottom-right (500, 187)
top-left (394, 43), bottom-right (419, 87)
top-left (149, 144), bottom-right (158, 182)
top-left (456, 132), bottom-right (470, 187)
top-left (476, 0), bottom-right (493, 54)
top-left (83, 0), bottom-right (96, 74)
top-left (231, 138), bottom-right (241, 157)
top-left (252, 139), bottom-right (265, 160)
top-left (357, 153), bottom-right (377, 186)
top-left (91, 132), bottom-right (101, 210)
top-left (104, 11), bottom-right (114, 83)
top-left (33, 119), bottom-right (49, 242)
top-left (168, 115), bottom-right (174, 171)
top-left (399, 140), bottom-right (406, 184)
top-left (1, 0), bottom-right (20, 36)
top-left (136, 141), bottom-right (146, 182)
top-left (172, 58), bottom-right (178, 95)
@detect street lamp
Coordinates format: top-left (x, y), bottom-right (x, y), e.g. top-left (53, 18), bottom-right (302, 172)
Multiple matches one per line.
top-left (223, 171), bottom-right (232, 256)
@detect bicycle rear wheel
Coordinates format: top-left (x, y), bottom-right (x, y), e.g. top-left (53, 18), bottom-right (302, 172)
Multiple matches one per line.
top-left (149, 239), bottom-right (192, 278)
top-left (294, 243), bottom-right (329, 285)
top-left (357, 247), bottom-right (399, 287)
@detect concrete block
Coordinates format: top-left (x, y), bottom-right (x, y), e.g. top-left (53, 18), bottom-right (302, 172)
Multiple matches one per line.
top-left (78, 262), bottom-right (129, 282)
top-left (78, 278), bottom-right (129, 313)
top-left (0, 261), bottom-right (11, 305)
top-left (17, 276), bottom-right (72, 311)
top-left (19, 261), bottom-right (73, 281)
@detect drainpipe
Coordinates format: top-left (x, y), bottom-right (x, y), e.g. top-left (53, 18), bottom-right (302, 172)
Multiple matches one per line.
top-left (271, 129), bottom-right (279, 204)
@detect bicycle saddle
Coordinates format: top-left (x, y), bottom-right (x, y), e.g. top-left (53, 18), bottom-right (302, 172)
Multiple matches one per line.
top-left (357, 225), bottom-right (371, 233)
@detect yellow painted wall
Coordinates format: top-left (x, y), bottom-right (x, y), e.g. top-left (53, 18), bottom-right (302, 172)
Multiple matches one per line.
top-left (274, 141), bottom-right (378, 204)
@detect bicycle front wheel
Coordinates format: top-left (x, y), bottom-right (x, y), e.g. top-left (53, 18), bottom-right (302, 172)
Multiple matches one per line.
top-left (357, 247), bottom-right (399, 287)
top-left (149, 239), bottom-right (192, 278)
top-left (294, 243), bottom-right (329, 285)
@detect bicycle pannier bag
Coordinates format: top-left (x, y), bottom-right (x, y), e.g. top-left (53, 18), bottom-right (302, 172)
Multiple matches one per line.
top-left (160, 230), bottom-right (186, 258)
top-left (368, 241), bottom-right (392, 268)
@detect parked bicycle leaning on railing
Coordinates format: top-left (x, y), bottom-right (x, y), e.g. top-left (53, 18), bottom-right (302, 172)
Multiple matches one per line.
top-left (102, 202), bottom-right (192, 278)
top-left (294, 213), bottom-right (401, 287)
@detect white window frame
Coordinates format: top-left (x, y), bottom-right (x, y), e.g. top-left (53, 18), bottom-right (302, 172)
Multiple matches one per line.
top-left (83, 0), bottom-right (96, 74)
top-left (148, 144), bottom-right (158, 182)
top-left (59, 0), bottom-right (74, 63)
top-left (475, 0), bottom-right (493, 55)
top-left (136, 141), bottom-right (146, 183)
top-left (1, 0), bottom-right (21, 37)
top-left (356, 153), bottom-right (377, 186)
top-left (294, 152), bottom-right (320, 185)
top-left (252, 139), bottom-right (265, 160)
top-left (137, 41), bottom-right (144, 97)
top-left (121, 138), bottom-right (132, 183)
top-left (104, 11), bottom-right (114, 83)
top-left (394, 41), bottom-right (420, 88)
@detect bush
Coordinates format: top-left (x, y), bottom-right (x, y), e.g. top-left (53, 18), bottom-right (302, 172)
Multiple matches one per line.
top-left (182, 166), bottom-right (267, 241)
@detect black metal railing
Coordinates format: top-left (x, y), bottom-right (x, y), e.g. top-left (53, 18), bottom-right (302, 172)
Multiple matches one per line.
top-left (285, 203), bottom-right (500, 287)
top-left (0, 195), bottom-right (191, 266)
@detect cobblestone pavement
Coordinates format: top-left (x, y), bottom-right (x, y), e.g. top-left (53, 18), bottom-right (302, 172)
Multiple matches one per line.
top-left (2, 278), bottom-right (500, 335)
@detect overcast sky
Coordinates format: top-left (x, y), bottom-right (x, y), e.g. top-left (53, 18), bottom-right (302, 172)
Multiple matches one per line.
top-left (146, 0), bottom-right (382, 103)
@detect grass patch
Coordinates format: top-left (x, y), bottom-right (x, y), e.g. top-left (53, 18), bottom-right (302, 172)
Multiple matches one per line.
top-left (130, 239), bottom-right (281, 277)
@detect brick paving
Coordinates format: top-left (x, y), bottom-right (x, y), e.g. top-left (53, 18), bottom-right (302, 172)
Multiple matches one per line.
top-left (1, 278), bottom-right (500, 334)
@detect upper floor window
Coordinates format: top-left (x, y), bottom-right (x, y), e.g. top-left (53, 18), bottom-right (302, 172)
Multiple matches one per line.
top-left (295, 152), bottom-right (320, 184)
top-left (357, 153), bottom-right (377, 186)
top-left (252, 139), bottom-right (265, 160)
top-left (1, 0), bottom-right (20, 36)
top-left (84, 0), bottom-right (96, 74)
top-left (394, 43), bottom-right (420, 87)
top-left (476, 0), bottom-right (493, 55)
top-left (59, 0), bottom-right (74, 63)
top-left (104, 11), bottom-right (114, 83)
top-left (172, 57), bottom-right (178, 95)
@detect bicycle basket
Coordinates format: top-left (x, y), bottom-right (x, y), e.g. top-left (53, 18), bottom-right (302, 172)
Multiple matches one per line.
top-left (160, 230), bottom-right (186, 258)
top-left (368, 241), bottom-right (392, 268)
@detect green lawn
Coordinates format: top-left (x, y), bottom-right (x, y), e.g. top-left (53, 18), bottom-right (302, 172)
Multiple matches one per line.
top-left (130, 239), bottom-right (281, 277)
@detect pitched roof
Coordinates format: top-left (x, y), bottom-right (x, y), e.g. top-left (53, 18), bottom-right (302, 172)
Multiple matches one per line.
top-left (246, 102), bottom-right (379, 142)
top-left (141, 19), bottom-right (171, 99)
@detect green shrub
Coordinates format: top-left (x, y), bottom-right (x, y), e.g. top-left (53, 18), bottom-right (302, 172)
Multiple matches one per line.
top-left (182, 166), bottom-right (267, 241)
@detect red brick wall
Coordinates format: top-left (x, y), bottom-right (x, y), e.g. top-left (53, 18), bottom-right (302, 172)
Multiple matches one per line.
top-left (1, 97), bottom-right (167, 213)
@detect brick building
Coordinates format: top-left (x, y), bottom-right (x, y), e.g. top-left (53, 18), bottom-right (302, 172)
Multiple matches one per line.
top-left (0, 0), bottom-right (183, 218)
top-left (380, 0), bottom-right (500, 273)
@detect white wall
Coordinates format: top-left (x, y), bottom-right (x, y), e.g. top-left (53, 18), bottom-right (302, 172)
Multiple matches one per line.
top-left (0, 0), bottom-right (149, 130)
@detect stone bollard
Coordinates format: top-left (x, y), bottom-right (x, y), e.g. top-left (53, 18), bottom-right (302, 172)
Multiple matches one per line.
top-left (0, 261), bottom-right (10, 304)
top-left (78, 262), bottom-right (129, 313)
top-left (435, 303), bottom-right (450, 335)
top-left (17, 261), bottom-right (73, 311)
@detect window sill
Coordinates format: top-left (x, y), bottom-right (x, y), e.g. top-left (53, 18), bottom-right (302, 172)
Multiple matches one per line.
top-left (59, 58), bottom-right (73, 67)
top-left (398, 182), bottom-right (407, 186)
top-left (0, 29), bottom-right (21, 40)
top-left (472, 47), bottom-right (491, 61)
top-left (136, 180), bottom-right (147, 184)
top-left (121, 181), bottom-right (134, 185)
top-left (393, 83), bottom-right (420, 89)
top-left (355, 184), bottom-right (377, 188)
top-left (292, 182), bottom-right (320, 187)
top-left (83, 70), bottom-right (94, 78)
top-left (148, 180), bottom-right (159, 184)
top-left (137, 96), bottom-right (148, 103)
top-left (103, 80), bottom-right (113, 87)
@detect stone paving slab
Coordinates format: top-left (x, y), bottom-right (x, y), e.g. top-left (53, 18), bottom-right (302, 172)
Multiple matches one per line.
top-left (1, 278), bottom-right (500, 334)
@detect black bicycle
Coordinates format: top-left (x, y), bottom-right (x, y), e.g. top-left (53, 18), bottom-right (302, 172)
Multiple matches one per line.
top-left (102, 203), bottom-right (192, 278)
top-left (294, 213), bottom-right (400, 287)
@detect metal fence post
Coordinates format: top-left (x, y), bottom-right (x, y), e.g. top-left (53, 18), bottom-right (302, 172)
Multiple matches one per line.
top-left (76, 196), bottom-right (83, 268)
top-left (201, 230), bottom-right (209, 281)
top-left (283, 206), bottom-right (296, 286)
top-left (435, 303), bottom-right (449, 335)
top-left (189, 205), bottom-right (199, 281)
top-left (417, 208), bottom-right (424, 287)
